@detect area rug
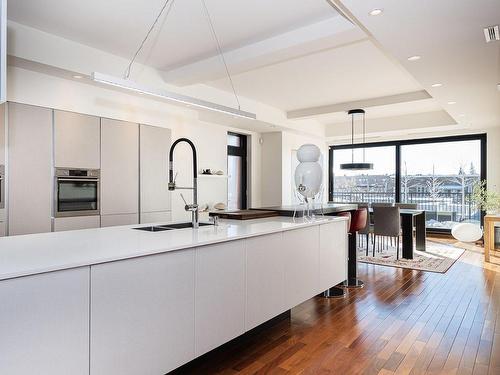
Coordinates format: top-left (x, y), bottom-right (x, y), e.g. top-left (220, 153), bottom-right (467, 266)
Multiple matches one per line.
top-left (358, 240), bottom-right (465, 273)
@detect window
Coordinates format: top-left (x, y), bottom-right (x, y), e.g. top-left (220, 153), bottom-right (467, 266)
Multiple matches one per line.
top-left (227, 133), bottom-right (247, 210)
top-left (400, 139), bottom-right (482, 230)
top-left (331, 145), bottom-right (396, 204)
top-left (329, 134), bottom-right (486, 233)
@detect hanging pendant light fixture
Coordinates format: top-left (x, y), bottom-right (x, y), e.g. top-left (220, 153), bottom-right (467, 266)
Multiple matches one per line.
top-left (340, 109), bottom-right (374, 170)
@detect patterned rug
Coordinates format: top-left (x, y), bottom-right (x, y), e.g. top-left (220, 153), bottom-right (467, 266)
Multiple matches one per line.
top-left (358, 240), bottom-right (465, 273)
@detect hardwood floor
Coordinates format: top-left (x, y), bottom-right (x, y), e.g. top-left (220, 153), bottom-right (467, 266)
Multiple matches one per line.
top-left (172, 240), bottom-right (500, 375)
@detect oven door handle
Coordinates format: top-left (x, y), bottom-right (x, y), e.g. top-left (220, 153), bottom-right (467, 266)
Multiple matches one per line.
top-left (58, 178), bottom-right (99, 182)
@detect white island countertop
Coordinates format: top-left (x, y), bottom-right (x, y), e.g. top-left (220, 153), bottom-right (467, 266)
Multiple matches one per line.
top-left (0, 216), bottom-right (347, 281)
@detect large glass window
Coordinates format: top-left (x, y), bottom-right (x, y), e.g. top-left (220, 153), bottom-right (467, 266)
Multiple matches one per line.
top-left (329, 135), bottom-right (486, 233)
top-left (332, 146), bottom-right (396, 204)
top-left (400, 140), bottom-right (481, 230)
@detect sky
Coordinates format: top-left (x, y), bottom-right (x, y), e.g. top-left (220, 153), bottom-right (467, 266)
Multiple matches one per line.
top-left (333, 140), bottom-right (481, 176)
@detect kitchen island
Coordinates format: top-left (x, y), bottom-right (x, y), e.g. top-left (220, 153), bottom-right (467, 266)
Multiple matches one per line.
top-left (0, 216), bottom-right (348, 375)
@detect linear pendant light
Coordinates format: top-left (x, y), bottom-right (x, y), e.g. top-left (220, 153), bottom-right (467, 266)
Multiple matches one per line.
top-left (92, 72), bottom-right (257, 120)
top-left (340, 109), bottom-right (374, 170)
top-left (92, 0), bottom-right (256, 121)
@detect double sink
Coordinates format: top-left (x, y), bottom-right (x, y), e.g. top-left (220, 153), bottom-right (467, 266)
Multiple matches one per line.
top-left (133, 222), bottom-right (214, 232)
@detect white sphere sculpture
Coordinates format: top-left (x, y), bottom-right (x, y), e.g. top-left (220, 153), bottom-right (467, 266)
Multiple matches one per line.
top-left (294, 144), bottom-right (323, 199)
top-left (451, 223), bottom-right (483, 243)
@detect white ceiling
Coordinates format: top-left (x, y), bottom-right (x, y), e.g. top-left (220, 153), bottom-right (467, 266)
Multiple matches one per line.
top-left (9, 0), bottom-right (495, 136)
top-left (338, 0), bottom-right (500, 130)
top-left (7, 0), bottom-right (336, 70)
top-left (207, 39), bottom-right (423, 111)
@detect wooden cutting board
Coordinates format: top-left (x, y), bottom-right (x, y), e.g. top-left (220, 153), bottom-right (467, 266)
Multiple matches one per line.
top-left (209, 210), bottom-right (279, 220)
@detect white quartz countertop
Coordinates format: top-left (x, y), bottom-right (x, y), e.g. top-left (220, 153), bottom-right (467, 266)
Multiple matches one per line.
top-left (0, 216), bottom-right (347, 281)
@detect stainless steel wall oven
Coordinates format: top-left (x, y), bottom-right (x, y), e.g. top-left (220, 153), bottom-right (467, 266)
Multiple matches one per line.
top-left (55, 168), bottom-right (100, 217)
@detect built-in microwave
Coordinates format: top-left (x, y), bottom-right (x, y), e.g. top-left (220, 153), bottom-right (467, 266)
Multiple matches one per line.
top-left (55, 168), bottom-right (100, 217)
top-left (0, 165), bottom-right (4, 209)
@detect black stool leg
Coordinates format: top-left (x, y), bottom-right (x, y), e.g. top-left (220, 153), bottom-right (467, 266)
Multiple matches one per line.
top-left (341, 231), bottom-right (364, 289)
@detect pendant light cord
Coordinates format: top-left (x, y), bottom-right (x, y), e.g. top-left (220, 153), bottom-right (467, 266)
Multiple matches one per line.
top-left (200, 0), bottom-right (241, 110)
top-left (124, 0), bottom-right (175, 79)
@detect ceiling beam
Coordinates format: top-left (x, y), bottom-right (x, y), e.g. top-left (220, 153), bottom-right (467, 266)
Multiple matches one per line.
top-left (287, 90), bottom-right (432, 119)
top-left (160, 15), bottom-right (365, 86)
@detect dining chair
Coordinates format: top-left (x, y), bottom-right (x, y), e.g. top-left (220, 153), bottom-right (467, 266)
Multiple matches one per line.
top-left (356, 203), bottom-right (371, 254)
top-left (395, 203), bottom-right (417, 209)
top-left (372, 205), bottom-right (401, 259)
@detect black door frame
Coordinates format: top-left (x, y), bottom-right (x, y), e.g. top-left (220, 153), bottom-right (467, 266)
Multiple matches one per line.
top-left (329, 133), bottom-right (487, 231)
top-left (227, 132), bottom-right (248, 209)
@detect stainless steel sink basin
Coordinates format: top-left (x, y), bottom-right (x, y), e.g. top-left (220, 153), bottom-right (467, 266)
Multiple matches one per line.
top-left (158, 222), bottom-right (214, 229)
top-left (133, 222), bottom-right (214, 232)
top-left (133, 226), bottom-right (173, 232)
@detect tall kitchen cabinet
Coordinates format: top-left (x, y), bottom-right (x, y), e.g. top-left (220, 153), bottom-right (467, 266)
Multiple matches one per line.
top-left (100, 118), bottom-right (139, 226)
top-left (0, 103), bottom-right (5, 236)
top-left (139, 124), bottom-right (171, 223)
top-left (53, 110), bottom-right (101, 231)
top-left (8, 103), bottom-right (52, 235)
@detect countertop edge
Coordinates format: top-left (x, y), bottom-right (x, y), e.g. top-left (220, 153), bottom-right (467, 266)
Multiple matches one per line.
top-left (0, 216), bottom-right (348, 281)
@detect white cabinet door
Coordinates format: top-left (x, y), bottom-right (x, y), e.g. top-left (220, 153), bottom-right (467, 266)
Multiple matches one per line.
top-left (54, 110), bottom-right (100, 169)
top-left (53, 215), bottom-right (100, 231)
top-left (0, 103), bottom-right (5, 165)
top-left (8, 103), bottom-right (52, 235)
top-left (245, 232), bottom-right (286, 331)
top-left (283, 226), bottom-right (320, 308)
top-left (101, 118), bottom-right (138, 216)
top-left (319, 221), bottom-right (347, 292)
top-left (195, 241), bottom-right (245, 356)
top-left (140, 124), bottom-right (171, 214)
top-left (0, 268), bottom-right (89, 375)
top-left (91, 250), bottom-right (195, 375)
top-left (100, 213), bottom-right (138, 227)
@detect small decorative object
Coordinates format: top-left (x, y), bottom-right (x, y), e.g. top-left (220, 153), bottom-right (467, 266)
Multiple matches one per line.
top-left (471, 180), bottom-right (500, 214)
top-left (199, 203), bottom-right (209, 212)
top-left (214, 202), bottom-right (226, 210)
top-left (294, 144), bottom-right (323, 218)
top-left (215, 170), bottom-right (224, 175)
top-left (294, 144), bottom-right (322, 199)
top-left (201, 169), bottom-right (212, 175)
top-left (451, 223), bottom-right (483, 242)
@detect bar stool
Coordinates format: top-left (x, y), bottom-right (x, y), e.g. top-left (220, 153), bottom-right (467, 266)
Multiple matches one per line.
top-left (340, 208), bottom-right (367, 288)
top-left (323, 208), bottom-right (367, 298)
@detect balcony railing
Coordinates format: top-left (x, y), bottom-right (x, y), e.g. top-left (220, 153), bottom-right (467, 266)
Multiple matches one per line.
top-left (331, 191), bottom-right (480, 228)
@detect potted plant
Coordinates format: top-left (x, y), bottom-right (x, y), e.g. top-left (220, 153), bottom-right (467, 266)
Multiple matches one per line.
top-left (471, 180), bottom-right (500, 214)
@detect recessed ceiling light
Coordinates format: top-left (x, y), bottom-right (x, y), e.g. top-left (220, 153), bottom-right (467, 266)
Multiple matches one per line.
top-left (369, 8), bottom-right (383, 16)
top-left (73, 75), bottom-right (83, 79)
top-left (431, 83), bottom-right (443, 88)
top-left (448, 101), bottom-right (456, 105)
top-left (407, 55), bottom-right (421, 61)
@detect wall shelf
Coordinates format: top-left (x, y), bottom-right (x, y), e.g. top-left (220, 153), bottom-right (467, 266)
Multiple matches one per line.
top-left (198, 174), bottom-right (228, 179)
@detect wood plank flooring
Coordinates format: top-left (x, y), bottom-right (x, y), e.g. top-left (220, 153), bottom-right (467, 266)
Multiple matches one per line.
top-left (171, 240), bottom-right (500, 375)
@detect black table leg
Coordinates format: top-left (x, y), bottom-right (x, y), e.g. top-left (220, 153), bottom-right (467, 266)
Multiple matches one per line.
top-left (415, 212), bottom-right (426, 251)
top-left (341, 231), bottom-right (364, 288)
top-left (401, 214), bottom-right (414, 259)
